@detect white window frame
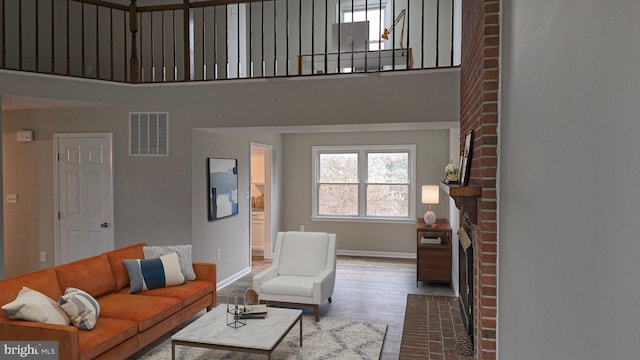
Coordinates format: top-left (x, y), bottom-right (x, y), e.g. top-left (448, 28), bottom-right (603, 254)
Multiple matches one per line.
top-left (339, 1), bottom-right (387, 51)
top-left (312, 144), bottom-right (416, 223)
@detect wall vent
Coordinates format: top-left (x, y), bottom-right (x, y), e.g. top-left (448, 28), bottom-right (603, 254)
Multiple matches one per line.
top-left (129, 112), bottom-right (169, 156)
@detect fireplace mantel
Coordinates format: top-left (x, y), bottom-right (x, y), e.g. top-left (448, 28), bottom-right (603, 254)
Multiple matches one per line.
top-left (440, 182), bottom-right (481, 224)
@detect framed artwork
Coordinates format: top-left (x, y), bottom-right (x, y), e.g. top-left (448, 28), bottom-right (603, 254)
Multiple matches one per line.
top-left (208, 158), bottom-right (239, 221)
top-left (460, 130), bottom-right (473, 186)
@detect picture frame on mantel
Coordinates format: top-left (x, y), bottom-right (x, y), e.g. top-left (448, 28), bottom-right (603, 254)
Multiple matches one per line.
top-left (460, 130), bottom-right (473, 186)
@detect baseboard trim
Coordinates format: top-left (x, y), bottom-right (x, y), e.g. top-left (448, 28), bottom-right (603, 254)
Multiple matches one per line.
top-left (217, 266), bottom-right (251, 291)
top-left (337, 249), bottom-right (416, 259)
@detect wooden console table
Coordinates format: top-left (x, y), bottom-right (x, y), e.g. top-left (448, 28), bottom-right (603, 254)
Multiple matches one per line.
top-left (416, 218), bottom-right (452, 287)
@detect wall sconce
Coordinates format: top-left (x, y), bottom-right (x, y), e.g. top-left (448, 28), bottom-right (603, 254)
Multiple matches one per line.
top-left (421, 185), bottom-right (439, 227)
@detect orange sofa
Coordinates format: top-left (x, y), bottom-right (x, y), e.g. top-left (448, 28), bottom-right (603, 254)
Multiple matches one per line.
top-left (0, 243), bottom-right (216, 360)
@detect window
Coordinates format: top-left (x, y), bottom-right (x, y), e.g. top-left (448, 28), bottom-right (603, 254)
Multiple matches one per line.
top-left (312, 145), bottom-right (416, 222)
top-left (341, 3), bottom-right (386, 51)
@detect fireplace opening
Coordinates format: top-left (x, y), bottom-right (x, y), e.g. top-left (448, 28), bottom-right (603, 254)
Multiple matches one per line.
top-left (459, 211), bottom-right (474, 341)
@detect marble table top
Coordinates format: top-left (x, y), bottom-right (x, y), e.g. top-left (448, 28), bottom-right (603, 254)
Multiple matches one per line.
top-left (172, 304), bottom-right (302, 351)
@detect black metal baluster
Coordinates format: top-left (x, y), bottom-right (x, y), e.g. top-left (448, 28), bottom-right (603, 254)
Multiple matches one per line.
top-left (273, 0), bottom-right (277, 76)
top-left (297, 0), bottom-right (301, 75)
top-left (162, 10), bottom-right (165, 81)
top-left (285, 0), bottom-right (289, 76)
top-left (450, 0), bottom-right (455, 66)
top-left (51, 0), bottom-right (55, 73)
top-left (35, 0), bottom-right (39, 72)
top-left (436, 0), bottom-right (440, 67)
top-left (81, 2), bottom-right (85, 77)
top-left (237, 2), bottom-right (240, 78)
top-left (421, 0), bottom-right (424, 68)
top-left (249, 2), bottom-right (252, 77)
top-left (18, 0), bottom-right (22, 69)
top-left (323, 0), bottom-right (327, 74)
top-left (95, 5), bottom-right (99, 78)
top-left (202, 7), bottom-right (206, 79)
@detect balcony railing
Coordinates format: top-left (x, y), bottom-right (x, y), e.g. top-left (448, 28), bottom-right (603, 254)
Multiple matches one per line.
top-left (0, 0), bottom-right (459, 83)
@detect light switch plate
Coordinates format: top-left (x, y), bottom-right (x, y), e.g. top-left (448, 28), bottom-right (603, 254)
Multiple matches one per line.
top-left (7, 194), bottom-right (17, 204)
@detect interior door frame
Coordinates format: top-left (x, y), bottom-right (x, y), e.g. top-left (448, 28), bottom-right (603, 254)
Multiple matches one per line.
top-left (250, 142), bottom-right (273, 260)
top-left (53, 132), bottom-right (114, 265)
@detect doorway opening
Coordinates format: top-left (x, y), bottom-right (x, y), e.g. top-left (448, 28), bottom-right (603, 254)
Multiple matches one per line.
top-left (250, 143), bottom-right (273, 260)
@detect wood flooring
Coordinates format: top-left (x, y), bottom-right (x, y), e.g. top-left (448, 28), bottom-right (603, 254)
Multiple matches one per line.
top-left (218, 256), bottom-right (456, 360)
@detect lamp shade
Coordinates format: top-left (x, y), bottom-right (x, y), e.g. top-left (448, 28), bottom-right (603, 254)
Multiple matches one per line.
top-left (421, 185), bottom-right (440, 204)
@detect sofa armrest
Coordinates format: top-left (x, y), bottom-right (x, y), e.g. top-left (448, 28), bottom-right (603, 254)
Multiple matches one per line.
top-left (0, 319), bottom-right (79, 360)
top-left (193, 262), bottom-right (216, 283)
top-left (252, 266), bottom-right (279, 289)
top-left (193, 262), bottom-right (217, 306)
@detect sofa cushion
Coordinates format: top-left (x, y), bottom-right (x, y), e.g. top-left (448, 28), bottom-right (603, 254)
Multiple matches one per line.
top-left (260, 276), bottom-right (315, 297)
top-left (77, 317), bottom-right (138, 360)
top-left (55, 254), bottom-right (117, 298)
top-left (1, 287), bottom-right (71, 325)
top-left (123, 252), bottom-right (186, 294)
top-left (143, 245), bottom-right (196, 280)
top-left (0, 268), bottom-right (62, 310)
top-left (105, 243), bottom-right (146, 291)
top-left (133, 280), bottom-right (214, 308)
top-left (59, 287), bottom-right (100, 330)
top-left (278, 232), bottom-right (329, 277)
top-left (98, 293), bottom-right (181, 332)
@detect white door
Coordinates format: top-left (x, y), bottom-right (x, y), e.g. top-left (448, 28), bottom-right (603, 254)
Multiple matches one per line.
top-left (55, 133), bottom-right (114, 264)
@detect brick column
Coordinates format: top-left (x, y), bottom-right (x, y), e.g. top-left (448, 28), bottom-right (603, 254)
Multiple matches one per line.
top-left (460, 1), bottom-right (499, 359)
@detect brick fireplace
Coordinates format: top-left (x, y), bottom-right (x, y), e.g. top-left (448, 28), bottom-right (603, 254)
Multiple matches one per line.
top-left (459, 0), bottom-right (500, 358)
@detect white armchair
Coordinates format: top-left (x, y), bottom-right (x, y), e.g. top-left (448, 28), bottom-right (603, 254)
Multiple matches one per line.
top-left (252, 231), bottom-right (336, 321)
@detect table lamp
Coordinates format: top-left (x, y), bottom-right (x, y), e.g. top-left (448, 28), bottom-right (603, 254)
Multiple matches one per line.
top-left (421, 185), bottom-right (439, 227)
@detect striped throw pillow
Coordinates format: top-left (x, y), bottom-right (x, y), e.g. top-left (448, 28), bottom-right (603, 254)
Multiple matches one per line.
top-left (123, 252), bottom-right (186, 294)
top-left (59, 287), bottom-right (100, 330)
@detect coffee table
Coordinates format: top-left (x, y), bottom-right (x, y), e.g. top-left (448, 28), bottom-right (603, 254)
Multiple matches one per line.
top-left (171, 305), bottom-right (303, 359)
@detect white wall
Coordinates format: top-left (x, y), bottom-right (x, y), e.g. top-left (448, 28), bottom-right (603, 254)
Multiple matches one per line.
top-left (191, 129), bottom-right (283, 284)
top-left (1, 68), bottom-right (459, 278)
top-left (499, 0), bottom-right (640, 358)
top-left (280, 129), bottom-right (450, 256)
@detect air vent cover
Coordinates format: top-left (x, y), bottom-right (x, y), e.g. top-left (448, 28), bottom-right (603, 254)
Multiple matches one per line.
top-left (130, 112), bottom-right (169, 156)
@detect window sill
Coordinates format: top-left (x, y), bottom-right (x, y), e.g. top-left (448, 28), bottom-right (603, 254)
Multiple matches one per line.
top-left (311, 216), bottom-right (416, 225)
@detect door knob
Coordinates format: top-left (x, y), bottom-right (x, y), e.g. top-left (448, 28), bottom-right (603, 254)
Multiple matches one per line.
top-left (100, 223), bottom-right (109, 228)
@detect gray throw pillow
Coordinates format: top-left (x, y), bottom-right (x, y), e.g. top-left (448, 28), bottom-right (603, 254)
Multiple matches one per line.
top-left (143, 245), bottom-right (196, 280)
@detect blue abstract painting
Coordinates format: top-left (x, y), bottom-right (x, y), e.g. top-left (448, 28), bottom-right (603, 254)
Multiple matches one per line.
top-left (208, 158), bottom-right (239, 221)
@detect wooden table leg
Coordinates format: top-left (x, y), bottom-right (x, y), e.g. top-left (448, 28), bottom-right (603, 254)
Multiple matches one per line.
top-left (299, 316), bottom-right (303, 347)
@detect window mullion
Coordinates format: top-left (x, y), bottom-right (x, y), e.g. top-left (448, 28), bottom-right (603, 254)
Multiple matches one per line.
top-left (359, 149), bottom-right (367, 217)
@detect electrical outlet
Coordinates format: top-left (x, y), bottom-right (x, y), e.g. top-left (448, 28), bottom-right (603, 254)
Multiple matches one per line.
top-left (7, 194), bottom-right (18, 204)
top-left (40, 252), bottom-right (47, 262)
top-left (217, 248), bottom-right (221, 260)
top-left (300, 225), bottom-right (305, 232)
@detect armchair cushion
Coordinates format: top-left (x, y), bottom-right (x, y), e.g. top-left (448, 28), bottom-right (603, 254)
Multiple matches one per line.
top-left (278, 232), bottom-right (329, 277)
top-left (260, 276), bottom-right (315, 298)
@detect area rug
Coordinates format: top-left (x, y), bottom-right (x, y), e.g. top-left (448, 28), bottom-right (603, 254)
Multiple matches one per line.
top-left (398, 294), bottom-right (473, 359)
top-left (131, 315), bottom-right (387, 360)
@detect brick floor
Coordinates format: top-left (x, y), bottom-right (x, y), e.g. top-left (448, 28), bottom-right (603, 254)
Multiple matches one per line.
top-left (399, 295), bottom-right (473, 360)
